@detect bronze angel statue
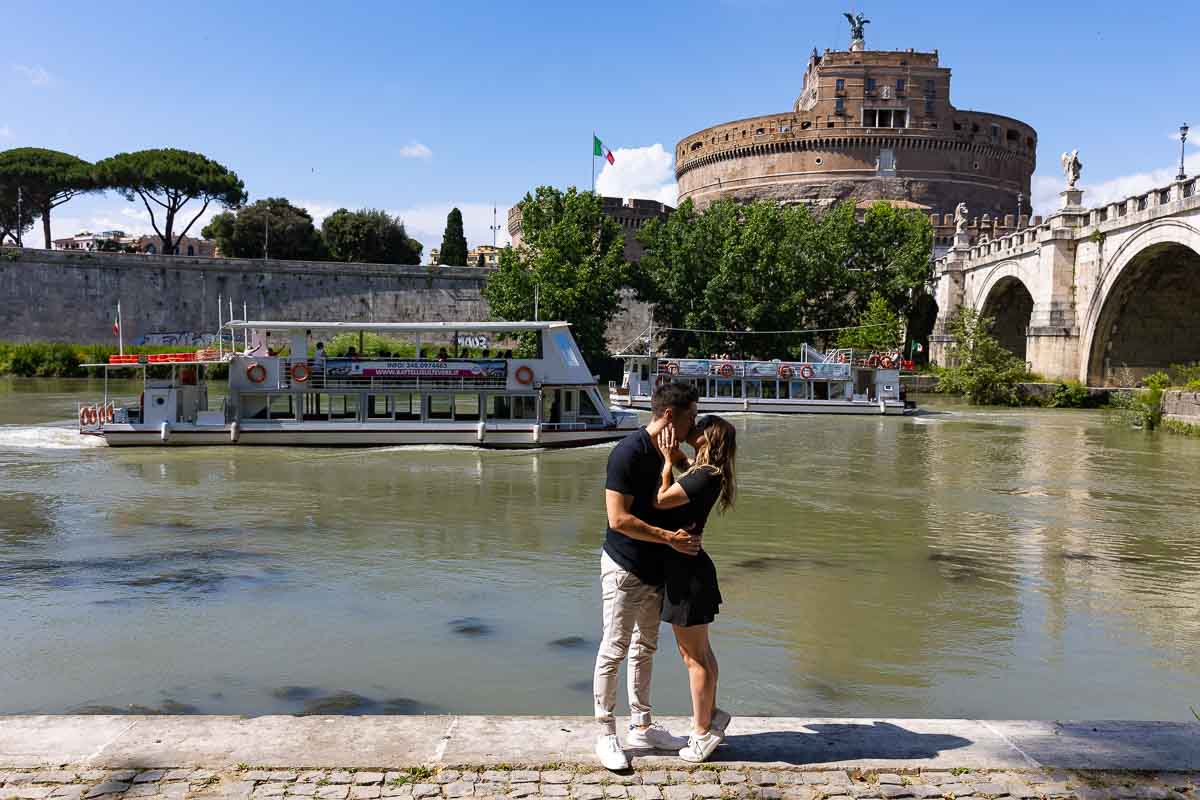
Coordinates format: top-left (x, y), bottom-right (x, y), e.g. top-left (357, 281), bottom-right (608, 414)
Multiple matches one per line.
top-left (844, 12), bottom-right (870, 41)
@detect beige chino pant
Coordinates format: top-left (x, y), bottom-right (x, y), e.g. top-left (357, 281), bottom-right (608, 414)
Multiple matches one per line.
top-left (593, 550), bottom-right (662, 734)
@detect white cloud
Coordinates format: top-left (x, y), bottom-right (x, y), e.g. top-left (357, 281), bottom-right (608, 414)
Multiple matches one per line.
top-left (298, 201), bottom-right (340, 226)
top-left (1031, 151), bottom-right (1200, 218)
top-left (399, 142), bottom-right (433, 160)
top-left (595, 143), bottom-right (678, 206)
top-left (0, 125), bottom-right (10, 138)
top-left (13, 64), bottom-right (51, 86)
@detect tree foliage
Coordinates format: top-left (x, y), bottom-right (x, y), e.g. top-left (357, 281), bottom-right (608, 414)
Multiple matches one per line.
top-left (0, 148), bottom-right (94, 248)
top-left (97, 148), bottom-right (246, 254)
top-left (0, 183), bottom-right (39, 245)
top-left (438, 207), bottom-right (468, 266)
top-left (321, 208), bottom-right (422, 265)
top-left (836, 292), bottom-right (904, 352)
top-left (934, 306), bottom-right (1030, 405)
top-left (634, 199), bottom-right (932, 358)
top-left (483, 187), bottom-right (628, 365)
top-left (202, 198), bottom-right (324, 260)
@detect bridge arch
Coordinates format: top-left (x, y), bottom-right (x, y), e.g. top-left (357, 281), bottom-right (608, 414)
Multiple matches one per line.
top-left (1082, 220), bottom-right (1200, 385)
top-left (973, 262), bottom-right (1035, 362)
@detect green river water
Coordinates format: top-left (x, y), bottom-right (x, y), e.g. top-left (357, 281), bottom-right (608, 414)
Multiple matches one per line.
top-left (1, 377), bottom-right (1198, 719)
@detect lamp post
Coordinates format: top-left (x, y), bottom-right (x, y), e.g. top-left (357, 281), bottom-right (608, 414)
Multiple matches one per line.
top-left (489, 204), bottom-right (501, 249)
top-left (1178, 123), bottom-right (1190, 182)
top-left (15, 187), bottom-right (22, 248)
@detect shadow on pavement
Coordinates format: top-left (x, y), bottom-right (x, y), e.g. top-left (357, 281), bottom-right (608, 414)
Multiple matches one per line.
top-left (709, 721), bottom-right (973, 765)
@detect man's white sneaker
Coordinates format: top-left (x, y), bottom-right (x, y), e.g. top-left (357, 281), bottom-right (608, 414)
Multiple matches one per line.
top-left (595, 733), bottom-right (630, 770)
top-left (625, 721), bottom-right (688, 751)
top-left (710, 708), bottom-right (733, 740)
top-left (679, 730), bottom-right (723, 763)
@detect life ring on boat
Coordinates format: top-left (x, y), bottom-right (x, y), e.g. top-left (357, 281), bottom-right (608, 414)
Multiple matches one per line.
top-left (87, 406), bottom-right (98, 426)
top-left (104, 404), bottom-right (114, 424)
top-left (719, 363), bottom-right (734, 378)
top-left (867, 355), bottom-right (881, 368)
top-left (79, 406), bottom-right (90, 427)
top-left (666, 362), bottom-right (680, 375)
top-left (291, 362), bottom-right (311, 383)
top-left (246, 362), bottom-right (267, 384)
top-left (879, 356), bottom-right (895, 369)
top-left (778, 365), bottom-right (794, 379)
top-left (515, 365), bottom-right (535, 385)
top-left (836, 352), bottom-right (849, 363)
top-left (799, 364), bottom-right (815, 380)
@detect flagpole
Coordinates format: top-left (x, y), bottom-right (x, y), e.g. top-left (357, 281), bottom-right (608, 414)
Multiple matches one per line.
top-left (591, 131), bottom-right (596, 194)
top-left (117, 301), bottom-right (123, 356)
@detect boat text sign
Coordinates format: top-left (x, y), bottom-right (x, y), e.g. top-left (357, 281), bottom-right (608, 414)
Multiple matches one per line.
top-left (664, 359), bottom-right (850, 380)
top-left (327, 359), bottom-right (507, 379)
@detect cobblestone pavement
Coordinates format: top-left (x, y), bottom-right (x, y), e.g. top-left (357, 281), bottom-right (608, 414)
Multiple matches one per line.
top-left (2, 767), bottom-right (1197, 800)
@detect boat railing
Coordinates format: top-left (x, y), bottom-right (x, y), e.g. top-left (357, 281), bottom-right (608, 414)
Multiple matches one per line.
top-left (541, 421), bottom-right (591, 432)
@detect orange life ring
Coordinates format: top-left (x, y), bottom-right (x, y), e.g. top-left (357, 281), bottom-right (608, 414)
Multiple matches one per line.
top-left (515, 365), bottom-right (534, 385)
top-left (867, 355), bottom-right (881, 368)
top-left (879, 356), bottom-right (895, 369)
top-left (104, 404), bottom-right (114, 424)
top-left (778, 365), bottom-right (794, 379)
top-left (799, 364), bottom-right (815, 380)
top-left (666, 362), bottom-right (680, 375)
top-left (246, 362), bottom-right (267, 384)
top-left (836, 353), bottom-right (849, 363)
top-left (79, 407), bottom-right (89, 427)
top-left (292, 362), bottom-right (311, 383)
top-left (87, 406), bottom-right (98, 426)
top-left (719, 363), bottom-right (734, 378)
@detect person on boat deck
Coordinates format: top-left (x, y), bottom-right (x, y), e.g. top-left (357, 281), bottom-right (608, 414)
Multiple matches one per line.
top-left (482, 348), bottom-right (491, 358)
top-left (347, 346), bottom-right (360, 361)
top-left (437, 347), bottom-right (449, 362)
top-left (314, 342), bottom-right (326, 362)
top-left (592, 381), bottom-right (705, 771)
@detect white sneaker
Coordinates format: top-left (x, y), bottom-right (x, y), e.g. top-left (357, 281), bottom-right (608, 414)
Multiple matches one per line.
top-left (711, 707), bottom-right (733, 740)
top-left (595, 733), bottom-right (630, 770)
top-left (679, 730), bottom-right (723, 763)
top-left (625, 721), bottom-right (689, 751)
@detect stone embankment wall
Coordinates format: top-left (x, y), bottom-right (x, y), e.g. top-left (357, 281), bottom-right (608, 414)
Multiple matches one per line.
top-left (0, 248), bottom-right (650, 352)
top-left (1163, 390), bottom-right (1200, 431)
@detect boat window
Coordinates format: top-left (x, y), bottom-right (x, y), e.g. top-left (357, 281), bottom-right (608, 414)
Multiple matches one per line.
top-left (455, 393), bottom-right (481, 421)
top-left (553, 331), bottom-right (582, 368)
top-left (394, 392), bottom-right (420, 421)
top-left (367, 395), bottom-right (390, 419)
top-left (427, 395), bottom-right (452, 420)
top-left (744, 380), bottom-right (761, 398)
top-left (268, 394), bottom-right (295, 420)
top-left (486, 394), bottom-right (511, 419)
top-left (813, 382), bottom-right (830, 400)
top-left (640, 363), bottom-right (650, 382)
top-left (563, 391), bottom-right (574, 413)
top-left (779, 381), bottom-right (791, 400)
top-left (512, 395), bottom-right (537, 420)
top-left (716, 380), bottom-right (734, 398)
top-left (790, 381), bottom-right (807, 399)
top-left (579, 390), bottom-right (601, 418)
top-left (240, 394), bottom-right (269, 420)
top-left (762, 380), bottom-right (778, 400)
top-left (331, 394), bottom-right (358, 420)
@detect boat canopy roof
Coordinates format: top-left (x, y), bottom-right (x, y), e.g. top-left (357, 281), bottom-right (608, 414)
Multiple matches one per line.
top-left (226, 320), bottom-right (570, 334)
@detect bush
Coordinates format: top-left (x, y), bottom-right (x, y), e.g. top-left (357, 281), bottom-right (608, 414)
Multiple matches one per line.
top-left (1107, 371), bottom-right (1169, 430)
top-left (1169, 361), bottom-right (1200, 387)
top-left (1044, 380), bottom-right (1096, 408)
top-left (934, 307), bottom-right (1030, 405)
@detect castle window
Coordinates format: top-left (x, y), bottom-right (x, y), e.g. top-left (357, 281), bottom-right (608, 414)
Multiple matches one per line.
top-left (924, 99), bottom-right (935, 115)
top-left (1006, 129), bottom-right (1019, 142)
top-left (877, 148), bottom-right (897, 175)
top-left (835, 79), bottom-right (845, 92)
top-left (865, 78), bottom-right (876, 94)
top-left (756, 127), bottom-right (765, 135)
top-left (863, 109), bottom-right (906, 128)
top-left (990, 124), bottom-right (1000, 142)
top-left (953, 120), bottom-right (963, 131)
top-left (690, 141), bottom-right (703, 151)
top-left (924, 79), bottom-right (935, 96)
top-left (896, 78), bottom-right (906, 94)
top-left (835, 98), bottom-right (845, 114)
top-left (814, 157), bottom-right (823, 166)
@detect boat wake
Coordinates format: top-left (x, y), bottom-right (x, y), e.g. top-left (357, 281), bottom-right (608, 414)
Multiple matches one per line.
top-left (0, 425), bottom-right (105, 450)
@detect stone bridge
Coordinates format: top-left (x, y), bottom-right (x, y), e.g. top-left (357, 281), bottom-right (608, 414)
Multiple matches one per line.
top-left (930, 176), bottom-right (1200, 385)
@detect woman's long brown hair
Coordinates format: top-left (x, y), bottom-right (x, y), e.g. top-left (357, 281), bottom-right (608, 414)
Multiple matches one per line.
top-left (687, 415), bottom-right (737, 513)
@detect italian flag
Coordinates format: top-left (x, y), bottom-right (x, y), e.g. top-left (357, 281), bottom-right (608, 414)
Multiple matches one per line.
top-left (594, 135), bottom-right (615, 165)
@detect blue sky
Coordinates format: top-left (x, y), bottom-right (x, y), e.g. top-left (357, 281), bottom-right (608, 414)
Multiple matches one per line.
top-left (5, 0), bottom-right (1198, 255)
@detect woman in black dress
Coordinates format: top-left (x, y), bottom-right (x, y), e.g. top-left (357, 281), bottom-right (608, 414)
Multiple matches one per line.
top-left (653, 415), bottom-right (737, 763)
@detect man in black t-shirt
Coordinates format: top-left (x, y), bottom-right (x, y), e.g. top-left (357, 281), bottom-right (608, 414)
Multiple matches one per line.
top-left (592, 382), bottom-right (701, 770)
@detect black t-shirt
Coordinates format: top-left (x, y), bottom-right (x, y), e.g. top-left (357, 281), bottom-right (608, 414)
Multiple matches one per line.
top-left (677, 467), bottom-right (723, 536)
top-left (604, 428), bottom-right (674, 586)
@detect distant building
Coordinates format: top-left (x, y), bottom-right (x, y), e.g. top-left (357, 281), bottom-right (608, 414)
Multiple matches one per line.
top-left (52, 230), bottom-right (216, 257)
top-left (427, 248), bottom-right (440, 266)
top-left (467, 244), bottom-right (501, 268)
top-left (507, 196), bottom-right (674, 263)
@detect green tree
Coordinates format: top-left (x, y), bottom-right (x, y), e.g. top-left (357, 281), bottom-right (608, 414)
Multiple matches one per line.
top-left (0, 148), bottom-right (95, 248)
top-left (438, 207), bottom-right (468, 265)
top-left (0, 183), bottom-right (39, 245)
top-left (202, 198), bottom-right (325, 260)
top-left (483, 186), bottom-right (628, 365)
top-left (836, 292), bottom-right (904, 352)
top-left (476, 253), bottom-right (485, 268)
top-left (321, 208), bottom-right (422, 264)
top-left (635, 199), bottom-right (932, 358)
top-left (97, 149), bottom-right (246, 254)
top-left (935, 306), bottom-right (1030, 405)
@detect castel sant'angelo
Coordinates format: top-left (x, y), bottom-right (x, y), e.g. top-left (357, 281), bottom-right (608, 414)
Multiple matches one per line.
top-left (674, 15), bottom-right (1037, 239)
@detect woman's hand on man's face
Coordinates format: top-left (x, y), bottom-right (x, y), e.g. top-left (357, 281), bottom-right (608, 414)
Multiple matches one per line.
top-left (655, 426), bottom-right (677, 460)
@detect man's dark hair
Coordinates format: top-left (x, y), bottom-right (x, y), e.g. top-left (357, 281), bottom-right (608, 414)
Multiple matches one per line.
top-left (651, 381), bottom-right (699, 418)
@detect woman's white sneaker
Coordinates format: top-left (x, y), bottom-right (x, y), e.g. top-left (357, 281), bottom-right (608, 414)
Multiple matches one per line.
top-left (625, 721), bottom-right (688, 750)
top-left (595, 734), bottom-right (630, 770)
top-left (679, 730), bottom-right (723, 763)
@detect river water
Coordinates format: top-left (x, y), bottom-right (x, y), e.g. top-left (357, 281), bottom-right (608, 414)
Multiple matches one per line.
top-left (2, 377), bottom-right (1198, 720)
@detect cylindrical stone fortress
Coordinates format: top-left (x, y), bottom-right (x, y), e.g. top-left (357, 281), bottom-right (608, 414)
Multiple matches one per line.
top-left (675, 46), bottom-right (1036, 221)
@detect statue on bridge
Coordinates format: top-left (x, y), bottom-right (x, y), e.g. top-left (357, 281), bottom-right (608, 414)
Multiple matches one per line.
top-left (843, 12), bottom-right (870, 48)
top-left (1061, 149), bottom-right (1083, 190)
top-left (954, 202), bottom-right (969, 234)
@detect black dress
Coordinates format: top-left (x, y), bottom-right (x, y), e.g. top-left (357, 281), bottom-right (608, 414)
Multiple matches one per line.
top-left (661, 467), bottom-right (724, 627)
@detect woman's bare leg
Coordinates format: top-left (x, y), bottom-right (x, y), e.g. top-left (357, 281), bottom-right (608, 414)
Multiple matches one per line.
top-left (673, 623), bottom-right (715, 735)
top-left (706, 642), bottom-right (719, 718)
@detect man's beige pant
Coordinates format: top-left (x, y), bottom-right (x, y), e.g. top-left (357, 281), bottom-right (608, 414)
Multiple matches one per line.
top-left (593, 550), bottom-right (662, 734)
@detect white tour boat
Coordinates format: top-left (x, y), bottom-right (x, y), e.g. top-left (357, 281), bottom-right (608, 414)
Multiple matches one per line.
top-left (77, 320), bottom-right (639, 448)
top-left (610, 345), bottom-right (915, 416)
